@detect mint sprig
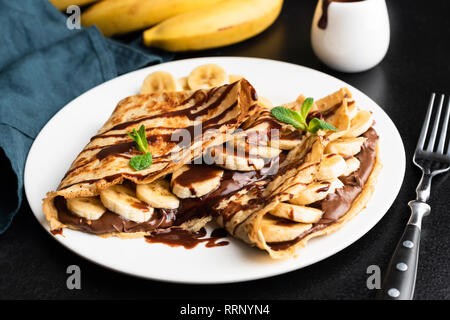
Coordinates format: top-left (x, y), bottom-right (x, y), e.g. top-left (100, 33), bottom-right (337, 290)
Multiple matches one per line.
top-left (127, 125), bottom-right (152, 171)
top-left (271, 98), bottom-right (337, 134)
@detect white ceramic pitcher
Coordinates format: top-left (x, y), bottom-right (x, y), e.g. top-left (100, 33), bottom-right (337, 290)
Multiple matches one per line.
top-left (311, 0), bottom-right (390, 73)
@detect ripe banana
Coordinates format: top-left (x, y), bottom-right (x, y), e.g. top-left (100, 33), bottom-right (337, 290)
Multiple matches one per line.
top-left (325, 137), bottom-right (366, 157)
top-left (82, 0), bottom-right (224, 37)
top-left (143, 0), bottom-right (284, 52)
top-left (261, 215), bottom-right (312, 242)
top-left (66, 197), bottom-right (106, 220)
top-left (141, 71), bottom-right (179, 94)
top-left (100, 185), bottom-right (154, 223)
top-left (316, 154), bottom-right (347, 180)
top-left (171, 165), bottom-right (224, 198)
top-left (289, 179), bottom-right (344, 206)
top-left (343, 110), bottom-right (373, 138)
top-left (188, 64), bottom-right (229, 90)
top-left (50, 0), bottom-right (99, 10)
top-left (344, 156), bottom-right (360, 176)
top-left (269, 203), bottom-right (322, 223)
top-left (136, 179), bottom-right (180, 209)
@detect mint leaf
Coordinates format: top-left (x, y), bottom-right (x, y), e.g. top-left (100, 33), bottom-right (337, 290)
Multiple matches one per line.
top-left (271, 106), bottom-right (306, 130)
top-left (307, 118), bottom-right (338, 134)
top-left (300, 98), bottom-right (314, 122)
top-left (129, 152), bottom-right (152, 171)
top-left (270, 99), bottom-right (338, 135)
top-left (127, 125), bottom-right (148, 153)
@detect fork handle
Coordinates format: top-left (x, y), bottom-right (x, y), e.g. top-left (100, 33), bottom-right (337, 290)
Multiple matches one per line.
top-left (377, 201), bottom-right (430, 300)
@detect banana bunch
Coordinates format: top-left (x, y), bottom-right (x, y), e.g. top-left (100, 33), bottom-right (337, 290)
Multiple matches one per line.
top-left (82, 0), bottom-right (224, 37)
top-left (71, 0), bottom-right (283, 51)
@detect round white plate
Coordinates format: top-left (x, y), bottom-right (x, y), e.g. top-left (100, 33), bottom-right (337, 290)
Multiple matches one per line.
top-left (25, 57), bottom-right (405, 284)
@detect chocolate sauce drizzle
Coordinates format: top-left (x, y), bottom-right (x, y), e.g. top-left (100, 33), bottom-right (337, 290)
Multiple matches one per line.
top-left (145, 227), bottom-right (229, 249)
top-left (318, 0), bottom-right (365, 29)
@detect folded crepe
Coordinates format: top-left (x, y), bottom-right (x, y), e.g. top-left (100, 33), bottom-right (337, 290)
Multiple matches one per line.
top-left (43, 79), bottom-right (258, 236)
top-left (43, 79), bottom-right (381, 260)
top-left (211, 88), bottom-right (381, 258)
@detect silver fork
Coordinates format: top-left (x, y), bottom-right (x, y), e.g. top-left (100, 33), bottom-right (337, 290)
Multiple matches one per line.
top-left (378, 93), bottom-right (450, 300)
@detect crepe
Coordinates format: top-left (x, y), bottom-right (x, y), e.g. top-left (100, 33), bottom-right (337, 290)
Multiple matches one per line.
top-left (212, 88), bottom-right (381, 259)
top-left (43, 79), bottom-right (257, 235)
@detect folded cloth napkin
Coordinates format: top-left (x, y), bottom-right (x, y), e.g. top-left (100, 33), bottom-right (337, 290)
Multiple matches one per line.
top-left (0, 0), bottom-right (173, 233)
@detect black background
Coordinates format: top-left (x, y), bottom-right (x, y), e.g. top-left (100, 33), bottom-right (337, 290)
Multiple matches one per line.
top-left (1, 0), bottom-right (449, 299)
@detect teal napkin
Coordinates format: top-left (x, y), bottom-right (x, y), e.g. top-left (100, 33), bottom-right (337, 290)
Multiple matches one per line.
top-left (0, 0), bottom-right (172, 233)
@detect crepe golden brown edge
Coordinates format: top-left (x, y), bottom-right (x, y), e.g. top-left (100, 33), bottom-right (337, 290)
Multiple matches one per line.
top-left (43, 79), bottom-right (257, 237)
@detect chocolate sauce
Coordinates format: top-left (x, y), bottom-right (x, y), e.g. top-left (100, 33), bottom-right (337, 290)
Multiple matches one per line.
top-left (172, 165), bottom-right (223, 191)
top-left (55, 196), bottom-right (174, 234)
top-left (268, 126), bottom-right (378, 251)
top-left (318, 0), bottom-right (365, 29)
top-left (144, 227), bottom-right (229, 249)
top-left (50, 228), bottom-right (63, 236)
top-left (171, 155), bottom-right (284, 226)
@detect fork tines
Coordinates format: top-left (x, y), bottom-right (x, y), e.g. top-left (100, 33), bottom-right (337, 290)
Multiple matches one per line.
top-left (416, 93), bottom-right (450, 165)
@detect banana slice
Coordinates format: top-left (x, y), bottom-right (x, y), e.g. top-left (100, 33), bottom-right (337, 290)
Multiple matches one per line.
top-left (136, 179), bottom-right (179, 209)
top-left (344, 156), bottom-right (360, 176)
top-left (269, 203), bottom-right (322, 223)
top-left (261, 215), bottom-right (312, 242)
top-left (316, 154), bottom-right (347, 180)
top-left (66, 197), bottom-right (106, 220)
top-left (289, 179), bottom-right (344, 206)
top-left (343, 110), bottom-right (373, 138)
top-left (324, 137), bottom-right (366, 157)
top-left (236, 140), bottom-right (281, 159)
top-left (141, 71), bottom-right (178, 94)
top-left (171, 165), bottom-right (224, 199)
top-left (177, 76), bottom-right (190, 91)
top-left (212, 145), bottom-right (265, 171)
top-left (229, 74), bottom-right (243, 83)
top-left (258, 96), bottom-right (273, 109)
top-left (271, 134), bottom-right (303, 150)
top-left (278, 139), bottom-right (299, 150)
top-left (187, 64), bottom-right (229, 90)
top-left (100, 185), bottom-right (154, 223)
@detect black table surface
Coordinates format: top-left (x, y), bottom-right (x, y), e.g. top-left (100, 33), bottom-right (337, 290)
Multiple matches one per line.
top-left (1, 0), bottom-right (449, 300)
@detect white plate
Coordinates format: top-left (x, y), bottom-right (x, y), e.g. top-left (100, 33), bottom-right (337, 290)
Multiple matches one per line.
top-left (24, 57), bottom-right (405, 284)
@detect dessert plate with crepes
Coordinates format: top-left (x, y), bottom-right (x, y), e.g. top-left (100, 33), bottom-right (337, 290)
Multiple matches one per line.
top-left (25, 57), bottom-right (405, 283)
